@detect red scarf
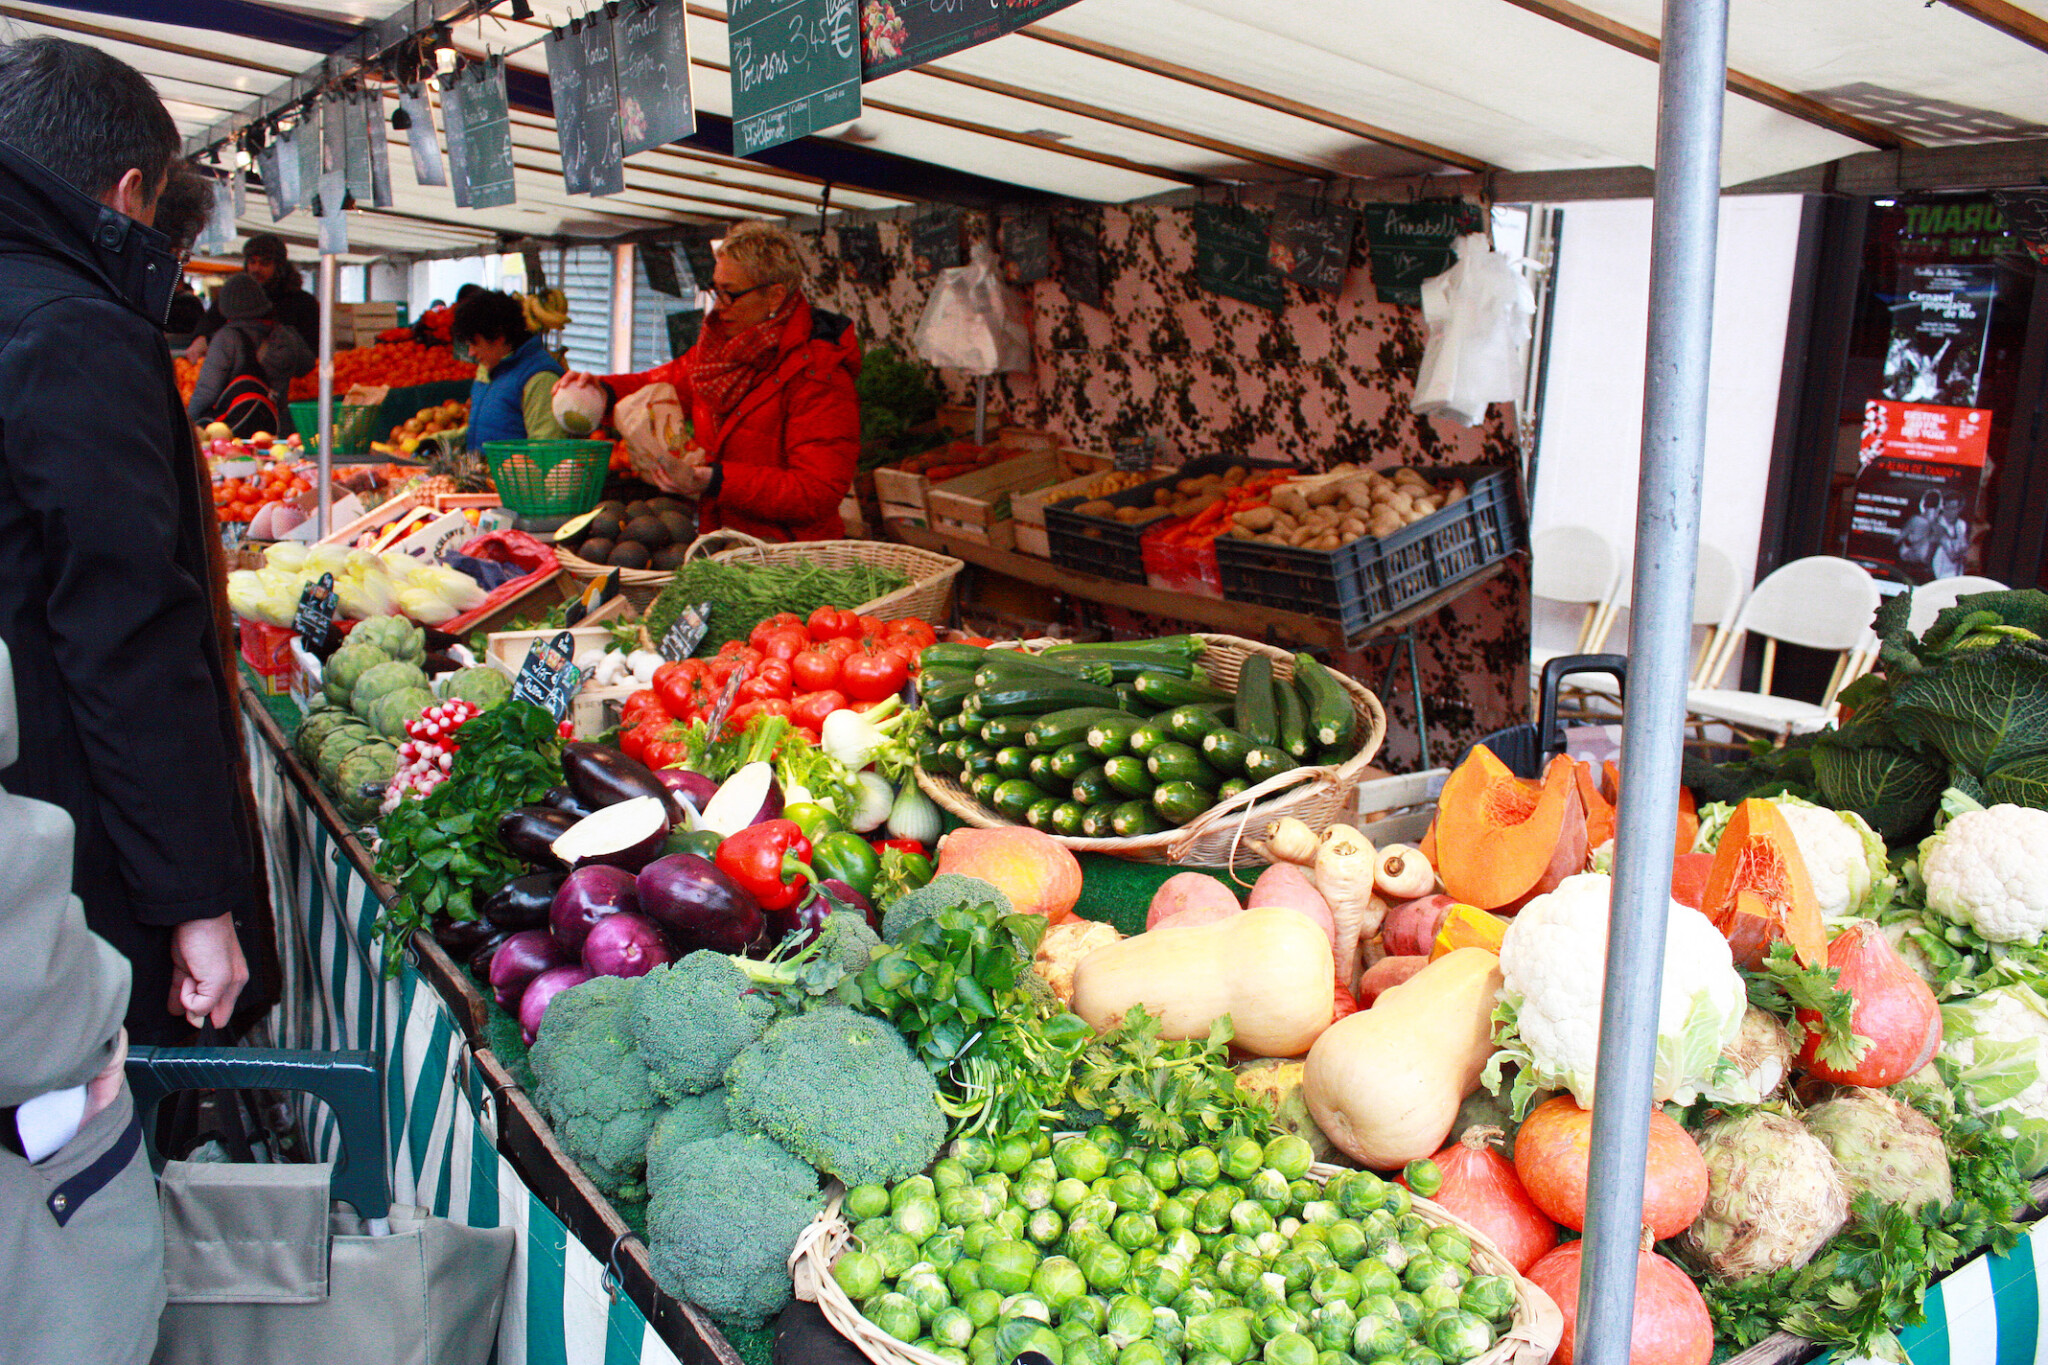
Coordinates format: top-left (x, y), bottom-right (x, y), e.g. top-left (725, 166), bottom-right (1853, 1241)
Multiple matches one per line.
top-left (689, 291), bottom-right (798, 426)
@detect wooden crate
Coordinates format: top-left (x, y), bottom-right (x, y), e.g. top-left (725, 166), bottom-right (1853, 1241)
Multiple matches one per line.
top-left (926, 452), bottom-right (1063, 551)
top-left (873, 433), bottom-right (1049, 529)
top-left (1057, 446), bottom-right (1114, 477)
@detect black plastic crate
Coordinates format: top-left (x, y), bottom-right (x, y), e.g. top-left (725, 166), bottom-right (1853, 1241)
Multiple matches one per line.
top-left (1043, 456), bottom-right (1288, 584)
top-left (1215, 464), bottom-right (1525, 636)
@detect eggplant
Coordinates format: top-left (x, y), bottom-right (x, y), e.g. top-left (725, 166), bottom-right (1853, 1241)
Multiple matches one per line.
top-left (563, 741), bottom-right (678, 816)
top-left (549, 796), bottom-right (672, 873)
top-left (499, 805), bottom-right (579, 868)
top-left (763, 890), bottom-right (836, 955)
top-left (815, 878), bottom-right (878, 932)
top-left (429, 914), bottom-right (501, 959)
top-left (654, 768), bottom-right (718, 820)
top-left (542, 785), bottom-right (597, 820)
top-left (519, 965), bottom-right (593, 1043)
top-left (551, 864), bottom-right (641, 953)
top-left (488, 929), bottom-right (572, 1010)
top-left (636, 854), bottom-right (765, 956)
top-left (467, 929), bottom-right (513, 978)
top-left (480, 871), bottom-right (569, 930)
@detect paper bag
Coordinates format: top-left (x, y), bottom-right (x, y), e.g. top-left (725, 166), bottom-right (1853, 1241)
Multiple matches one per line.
top-left (612, 381), bottom-right (699, 494)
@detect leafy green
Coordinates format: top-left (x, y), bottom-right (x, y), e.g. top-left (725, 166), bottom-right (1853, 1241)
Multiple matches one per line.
top-left (1809, 684), bottom-right (1949, 841)
top-left (1681, 733), bottom-right (1819, 809)
top-left (1889, 640), bottom-right (2048, 777)
top-left (1982, 748), bottom-right (2048, 808)
top-left (1743, 941), bottom-right (1868, 1073)
top-left (1069, 1006), bottom-right (1280, 1152)
top-left (855, 343), bottom-right (942, 456)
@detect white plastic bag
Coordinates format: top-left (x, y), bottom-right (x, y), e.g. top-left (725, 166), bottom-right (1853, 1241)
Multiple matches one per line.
top-left (1412, 233), bottom-right (1537, 427)
top-left (913, 243), bottom-right (1032, 375)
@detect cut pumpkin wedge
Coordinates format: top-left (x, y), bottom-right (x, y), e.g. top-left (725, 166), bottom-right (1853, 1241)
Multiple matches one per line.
top-left (1434, 746), bottom-right (1589, 913)
top-left (1699, 798), bottom-right (1827, 969)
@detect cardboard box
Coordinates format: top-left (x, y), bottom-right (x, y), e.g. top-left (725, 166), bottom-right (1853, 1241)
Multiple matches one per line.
top-left (874, 432), bottom-right (1052, 528)
top-left (1057, 446), bottom-right (1115, 477)
top-left (927, 452), bottom-right (1063, 551)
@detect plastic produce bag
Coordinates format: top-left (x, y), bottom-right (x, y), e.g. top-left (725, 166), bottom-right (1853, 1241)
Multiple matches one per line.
top-left (613, 381), bottom-right (700, 495)
top-left (1412, 233), bottom-right (1537, 427)
top-left (913, 243), bottom-right (1032, 375)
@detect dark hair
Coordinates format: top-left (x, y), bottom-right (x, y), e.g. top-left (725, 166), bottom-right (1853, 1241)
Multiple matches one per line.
top-left (243, 232), bottom-right (303, 293)
top-left (455, 282), bottom-right (483, 303)
top-left (152, 166), bottom-right (218, 253)
top-left (451, 288), bottom-right (530, 348)
top-left (0, 37), bottom-right (178, 203)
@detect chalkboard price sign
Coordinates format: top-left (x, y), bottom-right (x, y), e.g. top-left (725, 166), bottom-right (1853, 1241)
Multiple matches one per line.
top-left (292, 573), bottom-right (340, 655)
top-left (658, 603), bottom-right (714, 661)
top-left (1360, 200), bottom-right (1484, 307)
top-left (837, 222), bottom-right (891, 289)
top-left (365, 91), bottom-right (394, 209)
top-left (728, 0), bottom-right (862, 158)
top-left (678, 234), bottom-right (717, 289)
top-left (398, 84), bottom-right (446, 188)
top-left (1991, 187), bottom-right (2048, 267)
top-left (861, 0), bottom-right (1084, 80)
top-left (341, 94), bottom-right (373, 202)
top-left (438, 76), bottom-right (472, 208)
top-left (511, 631), bottom-right (583, 720)
top-left (1000, 213), bottom-right (1050, 286)
top-left (1112, 435), bottom-right (1157, 472)
top-left (666, 308), bottom-right (704, 359)
top-left (458, 62), bottom-right (518, 209)
top-left (259, 142), bottom-right (291, 221)
top-left (1269, 194), bottom-right (1356, 294)
top-left (909, 211), bottom-right (963, 277)
top-left (1053, 212), bottom-right (1104, 310)
top-left (551, 15), bottom-right (626, 196)
top-left (644, 243), bottom-right (683, 297)
top-left (612, 0), bottom-right (696, 155)
top-left (1194, 203), bottom-right (1287, 314)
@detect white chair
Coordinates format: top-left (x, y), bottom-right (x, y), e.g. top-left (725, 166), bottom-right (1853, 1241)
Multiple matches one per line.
top-left (1564, 541), bottom-right (1745, 709)
top-left (1528, 524), bottom-right (1622, 692)
top-left (1906, 575), bottom-right (2007, 636)
top-left (1685, 556), bottom-right (1883, 740)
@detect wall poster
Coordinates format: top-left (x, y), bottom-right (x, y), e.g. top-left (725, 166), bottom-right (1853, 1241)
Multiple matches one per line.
top-left (1883, 262), bottom-right (1997, 408)
top-left (1844, 399), bottom-right (1992, 584)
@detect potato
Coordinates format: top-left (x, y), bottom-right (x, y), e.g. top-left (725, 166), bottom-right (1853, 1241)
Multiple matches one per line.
top-left (1176, 477), bottom-right (1205, 494)
top-left (1235, 507), bottom-right (1277, 532)
top-left (1368, 511), bottom-right (1403, 538)
top-left (1272, 486), bottom-right (1310, 519)
top-left (1222, 466), bottom-right (1249, 487)
top-left (1113, 506), bottom-right (1147, 523)
top-left (1306, 483), bottom-right (1343, 508)
top-left (1308, 533), bottom-right (1340, 550)
top-left (1154, 488), bottom-right (1176, 507)
top-left (1075, 499), bottom-right (1116, 518)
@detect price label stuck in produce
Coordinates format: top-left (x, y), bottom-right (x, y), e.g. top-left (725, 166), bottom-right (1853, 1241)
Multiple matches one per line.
top-left (511, 630), bottom-right (581, 720)
top-left (292, 572), bottom-right (339, 654)
top-left (660, 602), bottom-right (714, 661)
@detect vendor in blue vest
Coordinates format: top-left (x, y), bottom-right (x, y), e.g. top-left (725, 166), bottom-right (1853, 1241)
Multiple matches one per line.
top-left (451, 287), bottom-right (567, 450)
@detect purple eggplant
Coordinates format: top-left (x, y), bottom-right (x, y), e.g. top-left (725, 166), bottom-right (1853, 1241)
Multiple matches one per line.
top-left (548, 796), bottom-right (672, 873)
top-left (764, 879), bottom-right (877, 951)
top-left (480, 871), bottom-right (568, 930)
top-left (499, 805), bottom-right (578, 869)
top-left (542, 785), bottom-right (596, 820)
top-left (562, 741), bottom-right (680, 816)
top-left (654, 767), bottom-right (718, 819)
top-left (466, 930), bottom-right (512, 978)
top-left (488, 929), bottom-right (572, 1010)
top-left (519, 964), bottom-right (593, 1043)
top-left (581, 911), bottom-right (676, 979)
top-left (550, 864), bottom-right (641, 953)
top-left (635, 854), bottom-right (765, 955)
top-left (430, 913), bottom-right (502, 959)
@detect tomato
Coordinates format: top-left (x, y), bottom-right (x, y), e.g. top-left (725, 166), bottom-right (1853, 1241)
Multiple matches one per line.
top-left (642, 735), bottom-right (692, 770)
top-left (819, 636), bottom-right (860, 663)
top-left (749, 614), bottom-right (805, 649)
top-left (654, 663), bottom-right (714, 720)
top-left (791, 688), bottom-right (845, 730)
top-left (707, 657), bottom-right (746, 690)
top-left (791, 645), bottom-right (842, 694)
top-left (854, 614), bottom-right (888, 640)
top-left (807, 606), bottom-right (861, 640)
top-left (883, 618), bottom-right (938, 650)
top-left (840, 643), bottom-right (910, 703)
top-left (617, 720), bottom-right (652, 764)
top-left (757, 626), bottom-right (809, 663)
top-left (621, 690), bottom-right (667, 730)
top-left (716, 640), bottom-right (763, 665)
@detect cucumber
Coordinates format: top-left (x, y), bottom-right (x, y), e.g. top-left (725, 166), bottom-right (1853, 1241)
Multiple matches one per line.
top-left (1162, 702), bottom-right (1233, 743)
top-left (1242, 745), bottom-right (1298, 784)
top-left (979, 715), bottom-right (1037, 749)
top-left (1147, 741), bottom-right (1219, 787)
top-left (1025, 796), bottom-right (1063, 832)
top-left (1071, 765), bottom-right (1118, 808)
top-left (1086, 714), bottom-right (1143, 757)
top-left (991, 778), bottom-right (1042, 821)
top-left (1152, 780), bottom-right (1216, 826)
top-left (961, 748), bottom-right (1003, 782)
top-left (1200, 726), bottom-right (1253, 776)
top-left (1236, 653), bottom-right (1278, 748)
top-left (1274, 669), bottom-right (1312, 760)
top-left (1112, 800), bottom-right (1170, 838)
top-left (936, 711), bottom-right (971, 743)
top-left (920, 673), bottom-right (975, 719)
top-left (1080, 805), bottom-right (1120, 839)
top-left (1217, 776), bottom-right (1250, 803)
top-left (993, 745), bottom-right (1034, 779)
top-left (1131, 670), bottom-right (1231, 709)
top-left (1102, 755), bottom-right (1157, 799)
top-left (1292, 653), bottom-right (1357, 752)
top-left (1048, 742), bottom-right (1097, 782)
top-left (1041, 635), bottom-right (1206, 667)
top-left (1028, 706), bottom-right (1134, 752)
top-left (1027, 752), bottom-right (1070, 797)
top-left (1051, 801), bottom-right (1087, 838)
top-left (978, 678), bottom-right (1125, 717)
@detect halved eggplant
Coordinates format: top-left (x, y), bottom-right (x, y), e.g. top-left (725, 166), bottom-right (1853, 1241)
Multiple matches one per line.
top-left (499, 805), bottom-right (579, 868)
top-left (549, 795), bottom-right (673, 873)
top-left (542, 786), bottom-right (596, 820)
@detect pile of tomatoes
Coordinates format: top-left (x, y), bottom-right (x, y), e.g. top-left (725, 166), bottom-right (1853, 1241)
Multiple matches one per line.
top-left (287, 341), bottom-right (472, 401)
top-left (618, 608), bottom-right (939, 764)
top-left (214, 462), bottom-right (313, 525)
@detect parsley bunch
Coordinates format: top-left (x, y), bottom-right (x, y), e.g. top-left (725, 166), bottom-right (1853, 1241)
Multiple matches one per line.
top-left (1070, 1006), bottom-right (1278, 1152)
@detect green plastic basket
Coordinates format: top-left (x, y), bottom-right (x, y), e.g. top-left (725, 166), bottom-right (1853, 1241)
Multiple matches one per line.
top-left (482, 440), bottom-right (612, 518)
top-left (289, 401), bottom-right (380, 456)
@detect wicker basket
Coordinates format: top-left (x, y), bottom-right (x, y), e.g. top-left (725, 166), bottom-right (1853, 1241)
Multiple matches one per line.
top-left (706, 538), bottom-right (964, 626)
top-left (789, 1159), bottom-right (1564, 1365)
top-left (554, 544), bottom-right (677, 610)
top-left (917, 634), bottom-right (1386, 867)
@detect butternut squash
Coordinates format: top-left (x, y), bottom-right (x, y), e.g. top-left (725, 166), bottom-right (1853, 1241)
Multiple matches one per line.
top-left (1434, 748), bottom-right (1589, 913)
top-left (1302, 947), bottom-right (1504, 1169)
top-left (1069, 906), bottom-right (1335, 1058)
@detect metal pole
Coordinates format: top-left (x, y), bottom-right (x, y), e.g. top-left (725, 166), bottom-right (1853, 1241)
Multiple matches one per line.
top-left (610, 243), bottom-right (637, 371)
top-left (316, 250), bottom-right (337, 539)
top-left (1576, 1), bottom-right (1727, 1362)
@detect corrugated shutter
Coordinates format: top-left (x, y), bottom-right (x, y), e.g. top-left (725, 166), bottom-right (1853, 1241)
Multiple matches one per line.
top-left (556, 245), bottom-right (613, 373)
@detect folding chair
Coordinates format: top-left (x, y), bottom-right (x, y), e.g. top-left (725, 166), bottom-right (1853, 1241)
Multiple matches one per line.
top-left (1685, 555), bottom-right (1881, 742)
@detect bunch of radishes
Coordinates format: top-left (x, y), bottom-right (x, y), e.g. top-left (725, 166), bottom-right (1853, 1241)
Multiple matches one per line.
top-left (388, 699), bottom-right (481, 805)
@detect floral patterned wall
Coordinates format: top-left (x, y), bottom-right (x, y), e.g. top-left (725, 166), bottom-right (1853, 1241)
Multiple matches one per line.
top-left (800, 205), bottom-right (1530, 770)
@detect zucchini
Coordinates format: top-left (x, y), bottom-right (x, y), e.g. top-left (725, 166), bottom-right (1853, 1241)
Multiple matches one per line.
top-left (971, 771), bottom-right (1007, 806)
top-left (921, 642), bottom-right (1003, 672)
top-left (1147, 741), bottom-right (1219, 787)
top-left (961, 748), bottom-right (1003, 782)
top-left (1292, 653), bottom-right (1357, 752)
top-left (974, 654), bottom-right (1111, 688)
top-left (1111, 683), bottom-right (1146, 713)
top-left (1027, 752), bottom-right (1069, 796)
top-left (1086, 714), bottom-right (1143, 757)
top-left (1033, 648), bottom-right (1200, 682)
top-left (1102, 755), bottom-right (1157, 799)
top-left (1236, 654), bottom-right (1278, 748)
top-left (1217, 776), bottom-right (1250, 803)
top-left (920, 743), bottom-right (963, 777)
top-left (920, 673), bottom-right (975, 719)
top-left (991, 778), bottom-right (1042, 821)
top-left (1162, 702), bottom-right (1233, 743)
top-left (1071, 765), bottom-right (1118, 808)
top-left (979, 715), bottom-right (1037, 749)
top-left (1048, 742), bottom-right (1097, 782)
top-left (1050, 801), bottom-right (1087, 838)
top-left (1242, 745), bottom-right (1298, 784)
top-left (1080, 804), bottom-right (1120, 839)
top-left (1025, 796), bottom-right (1063, 832)
top-left (1274, 669), bottom-right (1312, 760)
top-left (1127, 721), bottom-right (1172, 757)
top-left (1027, 706), bottom-right (1133, 752)
top-left (993, 745), bottom-right (1034, 779)
top-left (978, 678), bottom-right (1125, 717)
top-left (1152, 780), bottom-right (1216, 826)
top-left (1112, 800), bottom-right (1170, 838)
top-left (1200, 726), bottom-right (1253, 776)
top-left (1131, 670), bottom-right (1232, 709)
top-left (1041, 635), bottom-right (1206, 667)
top-left (936, 711), bottom-right (971, 743)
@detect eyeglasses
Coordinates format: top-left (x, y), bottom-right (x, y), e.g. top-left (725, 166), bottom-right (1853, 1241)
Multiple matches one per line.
top-left (712, 280), bottom-right (772, 305)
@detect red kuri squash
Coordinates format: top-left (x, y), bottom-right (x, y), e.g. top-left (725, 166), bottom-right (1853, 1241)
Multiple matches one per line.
top-left (1526, 1239), bottom-right (1713, 1365)
top-left (1513, 1096), bottom-right (1708, 1239)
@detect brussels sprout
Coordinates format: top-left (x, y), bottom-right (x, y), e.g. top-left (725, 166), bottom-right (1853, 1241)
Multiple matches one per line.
top-left (1073, 1194), bottom-right (1119, 1235)
top-left (1134, 1257), bottom-right (1188, 1304)
top-left (929, 1306), bottom-right (974, 1350)
top-left (1064, 1334), bottom-right (1112, 1365)
top-left (1151, 1305), bottom-right (1187, 1352)
top-left (1086, 1125), bottom-right (1127, 1160)
top-left (1055, 1139), bottom-right (1109, 1182)
top-left (1180, 1146), bottom-right (1223, 1189)
top-left (1221, 1136), bottom-right (1267, 1183)
top-left (1387, 1292), bottom-right (1427, 1330)
top-left (893, 1195), bottom-right (941, 1243)
top-left (1026, 1207), bottom-right (1065, 1247)
top-left (1400, 1345), bottom-right (1446, 1365)
top-left (1334, 1173), bottom-right (1388, 1220)
top-left (1175, 1285), bottom-right (1220, 1319)
top-left (1121, 1344), bottom-right (1169, 1365)
top-left (1112, 1211), bottom-right (1160, 1251)
top-left (868, 1291), bottom-right (922, 1342)
top-left (1248, 1168), bottom-right (1292, 1213)
top-left (832, 1247), bottom-right (883, 1301)
top-left (1063, 1293), bottom-right (1107, 1333)
top-left (940, 1185), bottom-right (991, 1227)
top-left (1186, 1306), bottom-right (1256, 1363)
top-left (1112, 1171), bottom-right (1160, 1214)
top-left (1078, 1239), bottom-right (1132, 1293)
top-left (1244, 1274), bottom-right (1290, 1316)
top-left (961, 1222), bottom-right (998, 1259)
top-left (1000, 1293), bottom-right (1051, 1323)
top-left (1425, 1227), bottom-right (1472, 1267)
top-left (960, 1286), bottom-right (1001, 1327)
top-left (1263, 1331), bottom-right (1318, 1365)
top-left (1033, 1256), bottom-right (1089, 1311)
top-left (980, 1239), bottom-right (1040, 1296)
top-left (1402, 1253), bottom-right (1464, 1295)
top-left (1195, 1187), bottom-right (1237, 1234)
top-left (1273, 1250), bottom-right (1315, 1292)
top-left (1325, 1220), bottom-right (1369, 1267)
top-left (845, 1183), bottom-right (891, 1222)
top-left (1016, 1170), bottom-right (1058, 1211)
top-left (1255, 1230), bottom-right (1289, 1261)
top-left (1353, 1259), bottom-right (1402, 1298)
top-left (872, 1231), bottom-right (920, 1279)
top-left (1309, 1266), bottom-right (1361, 1308)
top-left (1259, 1309), bottom-right (1310, 1347)
top-left (1459, 1275), bottom-right (1518, 1324)
top-left (975, 1172), bottom-right (1011, 1209)
top-left (1288, 1180), bottom-right (1322, 1211)
top-left (1402, 1159), bottom-right (1444, 1200)
top-left (993, 1207), bottom-right (1027, 1240)
top-left (1162, 1228), bottom-right (1203, 1264)
top-left (1309, 1299), bottom-right (1359, 1354)
top-left (931, 1157), bottom-right (971, 1191)
top-left (951, 1135), bottom-right (995, 1173)
top-left (1351, 1310), bottom-right (1408, 1360)
top-left (1298, 1200), bottom-right (1340, 1227)
top-left (1382, 1186), bottom-right (1413, 1219)
top-left (1056, 1315), bottom-right (1097, 1347)
top-left (901, 1270), bottom-right (951, 1321)
top-left (1418, 1284), bottom-right (1463, 1317)
top-left (994, 1134), bottom-right (1035, 1175)
top-left (1232, 1201), bottom-right (1276, 1238)
top-left (1158, 1193), bottom-right (1197, 1234)
top-left (992, 1317), bottom-right (1065, 1365)
top-left (1050, 1177), bottom-right (1091, 1215)
top-left (892, 1174), bottom-right (935, 1210)
top-left (947, 1259), bottom-right (983, 1302)
top-left (924, 1230), bottom-right (964, 1271)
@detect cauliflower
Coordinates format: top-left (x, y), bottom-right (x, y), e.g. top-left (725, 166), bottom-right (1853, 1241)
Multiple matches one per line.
top-left (1921, 804), bottom-right (2048, 944)
top-left (1941, 983), bottom-right (2048, 1176)
top-left (1486, 872), bottom-right (1748, 1116)
top-left (1695, 795), bottom-right (1892, 921)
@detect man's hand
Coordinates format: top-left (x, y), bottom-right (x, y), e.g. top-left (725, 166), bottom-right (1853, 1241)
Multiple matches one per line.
top-left (169, 913), bottom-right (249, 1028)
top-left (81, 1029), bottom-right (128, 1127)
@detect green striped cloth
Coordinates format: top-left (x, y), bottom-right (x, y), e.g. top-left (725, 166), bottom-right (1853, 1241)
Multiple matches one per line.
top-left (246, 714), bottom-right (684, 1365)
top-left (1811, 1232), bottom-right (2048, 1365)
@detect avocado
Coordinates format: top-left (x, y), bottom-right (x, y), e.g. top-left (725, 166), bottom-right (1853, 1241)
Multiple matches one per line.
top-left (648, 496), bottom-right (686, 516)
top-left (578, 537), bottom-right (615, 563)
top-left (595, 499), bottom-right (627, 517)
top-left (623, 515), bottom-right (669, 548)
top-left (650, 543), bottom-right (689, 570)
top-left (657, 510), bottom-right (692, 543)
top-left (609, 540), bottom-right (652, 569)
top-left (623, 500), bottom-right (653, 522)
top-left (586, 511), bottom-right (623, 542)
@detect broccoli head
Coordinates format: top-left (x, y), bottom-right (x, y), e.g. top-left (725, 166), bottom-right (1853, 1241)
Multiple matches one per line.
top-left (646, 1130), bottom-right (823, 1328)
top-left (880, 872), bottom-right (1010, 943)
top-left (723, 1004), bottom-right (946, 1186)
top-left (645, 1088), bottom-right (731, 1198)
top-left (630, 952), bottom-right (778, 1103)
top-left (814, 908), bottom-right (882, 977)
top-left (529, 975), bottom-right (661, 1198)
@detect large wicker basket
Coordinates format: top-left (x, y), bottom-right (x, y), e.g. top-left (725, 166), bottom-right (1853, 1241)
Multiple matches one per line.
top-left (917, 633), bottom-right (1386, 867)
top-left (553, 545), bottom-right (676, 609)
top-left (789, 1159), bottom-right (1564, 1365)
top-left (557, 530), bottom-right (964, 618)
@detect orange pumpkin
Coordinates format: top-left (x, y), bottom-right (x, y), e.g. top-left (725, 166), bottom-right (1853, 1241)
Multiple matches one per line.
top-left (933, 826), bottom-right (1082, 924)
top-left (1513, 1096), bottom-right (1709, 1239)
top-left (1574, 761), bottom-right (1616, 852)
top-left (1699, 799), bottom-right (1828, 969)
top-left (1433, 748), bottom-right (1588, 913)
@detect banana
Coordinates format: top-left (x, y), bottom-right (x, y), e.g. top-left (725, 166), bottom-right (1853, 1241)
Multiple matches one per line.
top-left (518, 290), bottom-right (570, 331)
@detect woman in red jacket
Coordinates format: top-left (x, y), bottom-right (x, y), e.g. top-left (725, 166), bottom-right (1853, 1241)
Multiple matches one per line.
top-left (554, 221), bottom-right (860, 543)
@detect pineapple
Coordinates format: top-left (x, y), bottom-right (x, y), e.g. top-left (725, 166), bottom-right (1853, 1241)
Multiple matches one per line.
top-left (412, 440), bottom-right (492, 497)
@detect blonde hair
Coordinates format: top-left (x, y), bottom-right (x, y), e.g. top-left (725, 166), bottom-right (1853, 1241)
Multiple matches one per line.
top-left (716, 221), bottom-right (804, 288)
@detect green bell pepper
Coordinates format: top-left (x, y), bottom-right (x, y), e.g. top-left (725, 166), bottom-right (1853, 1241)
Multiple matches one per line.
top-left (809, 830), bottom-right (882, 900)
top-left (781, 801), bottom-right (843, 842)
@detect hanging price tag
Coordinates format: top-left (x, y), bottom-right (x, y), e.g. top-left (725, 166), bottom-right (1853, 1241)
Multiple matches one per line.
top-left (1112, 436), bottom-right (1156, 472)
top-left (292, 573), bottom-right (340, 654)
top-left (658, 602), bottom-right (714, 661)
top-left (510, 630), bottom-right (582, 721)
top-left (700, 664), bottom-right (748, 740)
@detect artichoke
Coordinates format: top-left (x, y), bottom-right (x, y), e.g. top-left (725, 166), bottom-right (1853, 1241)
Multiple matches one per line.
top-left (1804, 1089), bottom-right (1953, 1213)
top-left (366, 687), bottom-right (435, 740)
top-left (439, 665), bottom-right (512, 712)
top-left (336, 745), bottom-right (399, 823)
top-left (350, 614), bottom-right (425, 664)
top-left (1682, 1109), bottom-right (1849, 1281)
top-left (323, 643), bottom-right (388, 708)
top-left (350, 659), bottom-right (430, 716)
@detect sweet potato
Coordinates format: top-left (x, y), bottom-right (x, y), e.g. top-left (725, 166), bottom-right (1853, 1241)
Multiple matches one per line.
top-left (1250, 862), bottom-right (1337, 958)
top-left (1380, 893), bottom-right (1458, 957)
top-left (1358, 954), bottom-right (1432, 1006)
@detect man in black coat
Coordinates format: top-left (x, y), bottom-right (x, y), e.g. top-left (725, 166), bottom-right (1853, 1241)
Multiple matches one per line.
top-left (198, 231), bottom-right (320, 356)
top-left (0, 36), bottom-right (253, 1047)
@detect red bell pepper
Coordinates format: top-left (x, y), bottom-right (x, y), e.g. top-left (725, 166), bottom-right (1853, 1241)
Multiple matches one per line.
top-left (716, 819), bottom-right (813, 911)
top-left (871, 837), bottom-right (926, 859)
